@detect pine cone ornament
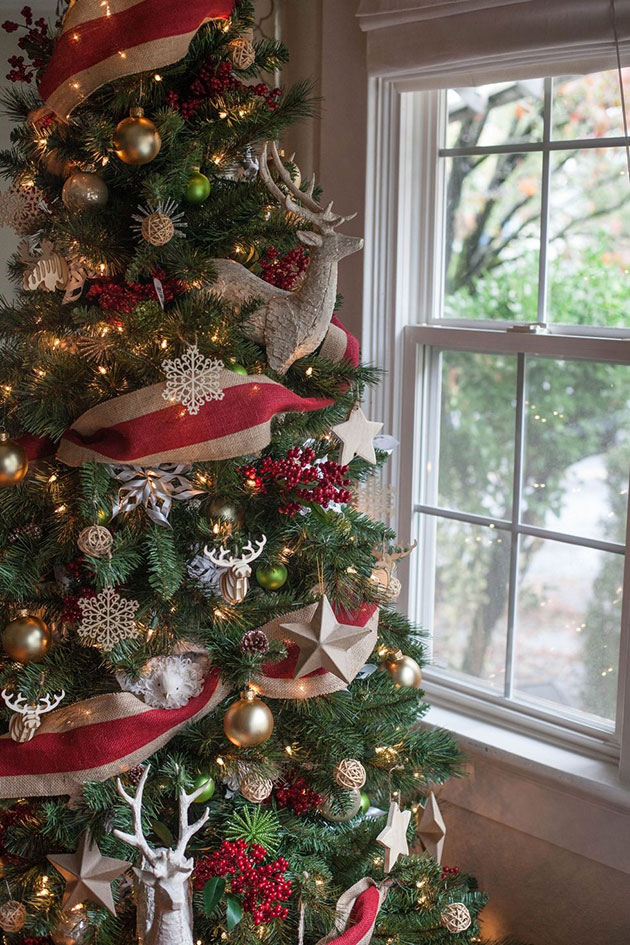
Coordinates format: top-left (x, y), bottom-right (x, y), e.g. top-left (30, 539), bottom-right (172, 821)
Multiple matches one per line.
top-left (240, 629), bottom-right (270, 655)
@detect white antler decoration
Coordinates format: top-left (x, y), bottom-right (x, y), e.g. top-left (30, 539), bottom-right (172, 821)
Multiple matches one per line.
top-left (211, 142), bottom-right (364, 375)
top-left (204, 535), bottom-right (267, 604)
top-left (114, 765), bottom-right (211, 945)
top-left (2, 688), bottom-right (65, 743)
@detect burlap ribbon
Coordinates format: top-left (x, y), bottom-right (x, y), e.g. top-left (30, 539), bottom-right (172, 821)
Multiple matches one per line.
top-left (315, 879), bottom-right (390, 945)
top-left (39, 0), bottom-right (235, 119)
top-left (254, 602), bottom-right (379, 699)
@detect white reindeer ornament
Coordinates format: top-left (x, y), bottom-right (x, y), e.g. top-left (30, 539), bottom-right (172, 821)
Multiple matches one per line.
top-left (114, 766), bottom-right (211, 945)
top-left (1, 689), bottom-right (65, 742)
top-left (212, 142), bottom-right (364, 374)
top-left (204, 535), bottom-right (267, 604)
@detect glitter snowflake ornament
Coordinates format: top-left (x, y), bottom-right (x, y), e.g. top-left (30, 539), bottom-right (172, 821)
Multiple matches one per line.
top-left (162, 342), bottom-right (225, 415)
top-left (77, 586), bottom-right (140, 651)
top-left (0, 183), bottom-right (47, 235)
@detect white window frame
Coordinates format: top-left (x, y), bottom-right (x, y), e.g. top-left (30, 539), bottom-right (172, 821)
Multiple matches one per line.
top-left (362, 73), bottom-right (630, 785)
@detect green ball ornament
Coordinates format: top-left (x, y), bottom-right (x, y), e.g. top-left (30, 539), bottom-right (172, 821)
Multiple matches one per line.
top-left (193, 774), bottom-right (216, 802)
top-left (256, 563), bottom-right (288, 591)
top-left (185, 169), bottom-right (211, 204)
top-left (360, 790), bottom-right (370, 814)
top-left (230, 364), bottom-right (248, 376)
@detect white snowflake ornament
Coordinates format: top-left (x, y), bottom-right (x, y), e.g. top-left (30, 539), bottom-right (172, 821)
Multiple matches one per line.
top-left (77, 587), bottom-right (140, 651)
top-left (162, 343), bottom-right (225, 416)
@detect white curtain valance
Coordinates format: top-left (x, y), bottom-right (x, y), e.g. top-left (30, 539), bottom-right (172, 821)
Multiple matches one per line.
top-left (356, 0), bottom-right (630, 85)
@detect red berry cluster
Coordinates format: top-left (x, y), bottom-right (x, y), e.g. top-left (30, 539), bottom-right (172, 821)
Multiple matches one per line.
top-left (441, 866), bottom-right (461, 880)
top-left (166, 58), bottom-right (281, 120)
top-left (59, 558), bottom-right (95, 623)
top-left (193, 839), bottom-right (292, 925)
top-left (2, 7), bottom-right (50, 83)
top-left (22, 939), bottom-right (52, 945)
top-left (259, 246), bottom-right (309, 291)
top-left (275, 775), bottom-right (323, 815)
top-left (85, 270), bottom-right (185, 315)
top-left (242, 447), bottom-right (351, 516)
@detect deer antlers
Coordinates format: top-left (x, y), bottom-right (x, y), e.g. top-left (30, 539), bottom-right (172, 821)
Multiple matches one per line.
top-left (372, 540), bottom-right (418, 577)
top-left (204, 536), bottom-right (267, 571)
top-left (114, 765), bottom-right (211, 864)
top-left (259, 142), bottom-right (357, 233)
top-left (1, 689), bottom-right (65, 715)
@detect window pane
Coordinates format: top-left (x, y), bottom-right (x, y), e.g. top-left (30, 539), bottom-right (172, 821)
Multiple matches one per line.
top-left (443, 153), bottom-right (541, 321)
top-left (446, 81), bottom-right (544, 149)
top-left (552, 68), bottom-right (630, 140)
top-left (437, 350), bottom-right (516, 517)
top-left (522, 357), bottom-right (630, 544)
top-left (429, 517), bottom-right (510, 691)
top-left (547, 148), bottom-right (630, 329)
top-left (514, 537), bottom-right (621, 726)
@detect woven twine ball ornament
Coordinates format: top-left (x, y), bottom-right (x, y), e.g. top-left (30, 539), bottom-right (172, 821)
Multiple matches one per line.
top-left (440, 902), bottom-right (472, 934)
top-left (229, 28), bottom-right (256, 69)
top-left (240, 628), bottom-right (270, 655)
top-left (77, 525), bottom-right (113, 558)
top-left (333, 759), bottom-right (366, 790)
top-left (240, 773), bottom-right (274, 804)
top-left (141, 211), bottom-right (175, 246)
top-left (0, 900), bottom-right (26, 933)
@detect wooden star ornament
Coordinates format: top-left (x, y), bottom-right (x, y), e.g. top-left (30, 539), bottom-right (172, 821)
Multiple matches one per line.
top-left (47, 832), bottom-right (132, 915)
top-left (417, 791), bottom-right (446, 863)
top-left (280, 595), bottom-right (370, 683)
top-left (332, 405), bottom-right (383, 466)
top-left (376, 800), bottom-right (411, 872)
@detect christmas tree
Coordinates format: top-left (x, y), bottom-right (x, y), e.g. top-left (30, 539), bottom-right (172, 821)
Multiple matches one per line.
top-left (0, 3), bottom-right (488, 945)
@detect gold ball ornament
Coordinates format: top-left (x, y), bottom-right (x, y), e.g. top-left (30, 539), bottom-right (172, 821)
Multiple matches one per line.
top-left (141, 211), bottom-right (175, 246)
top-left (333, 759), bottom-right (366, 790)
top-left (224, 690), bottom-right (274, 747)
top-left (208, 497), bottom-right (245, 527)
top-left (62, 172), bottom-right (108, 211)
top-left (240, 773), bottom-right (273, 803)
top-left (0, 433), bottom-right (28, 487)
top-left (440, 903), bottom-right (472, 934)
top-left (2, 611), bottom-right (51, 663)
top-left (383, 650), bottom-right (422, 689)
top-left (51, 908), bottom-right (92, 945)
top-left (0, 900), bottom-right (26, 933)
top-left (319, 788), bottom-right (362, 823)
top-left (113, 107), bottom-right (161, 166)
top-left (77, 525), bottom-right (113, 558)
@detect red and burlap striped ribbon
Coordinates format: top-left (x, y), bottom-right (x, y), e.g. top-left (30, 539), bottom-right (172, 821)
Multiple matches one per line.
top-left (54, 319), bottom-right (358, 467)
top-left (39, 0), bottom-right (235, 119)
top-left (0, 600), bottom-right (376, 799)
top-left (315, 880), bottom-right (390, 945)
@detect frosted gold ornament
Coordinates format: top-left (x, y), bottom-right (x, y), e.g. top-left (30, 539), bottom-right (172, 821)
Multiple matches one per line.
top-left (2, 611), bottom-right (51, 663)
top-left (113, 107), bottom-right (161, 165)
top-left (240, 773), bottom-right (273, 803)
top-left (77, 525), bottom-right (113, 558)
top-left (440, 903), bottom-right (472, 933)
top-left (62, 172), bottom-right (108, 211)
top-left (224, 689), bottom-right (274, 747)
top-left (0, 433), bottom-right (28, 487)
top-left (319, 788), bottom-right (362, 823)
top-left (0, 900), bottom-right (26, 933)
top-left (333, 759), bottom-right (366, 790)
top-left (51, 908), bottom-right (92, 945)
top-left (229, 29), bottom-right (256, 69)
top-left (383, 650), bottom-right (422, 689)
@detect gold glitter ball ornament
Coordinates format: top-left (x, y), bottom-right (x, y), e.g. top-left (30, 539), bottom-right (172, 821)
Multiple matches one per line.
top-left (440, 902), bottom-right (472, 934)
top-left (240, 773), bottom-right (274, 803)
top-left (224, 690), bottom-right (274, 747)
top-left (333, 758), bottom-right (366, 790)
top-left (383, 650), bottom-right (422, 689)
top-left (113, 107), bottom-right (161, 166)
top-left (141, 212), bottom-right (175, 246)
top-left (0, 900), bottom-right (26, 933)
top-left (0, 433), bottom-right (28, 487)
top-left (2, 611), bottom-right (51, 663)
top-left (62, 172), bottom-right (108, 211)
top-left (77, 525), bottom-right (113, 558)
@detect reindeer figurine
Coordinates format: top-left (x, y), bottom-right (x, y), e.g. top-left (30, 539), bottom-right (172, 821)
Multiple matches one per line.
top-left (211, 142), bottom-right (364, 374)
top-left (204, 535), bottom-right (267, 604)
top-left (114, 766), bottom-right (211, 945)
top-left (371, 541), bottom-right (418, 602)
top-left (1, 689), bottom-right (65, 742)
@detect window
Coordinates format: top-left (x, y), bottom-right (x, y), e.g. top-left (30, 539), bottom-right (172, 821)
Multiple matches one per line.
top-left (370, 67), bottom-right (630, 764)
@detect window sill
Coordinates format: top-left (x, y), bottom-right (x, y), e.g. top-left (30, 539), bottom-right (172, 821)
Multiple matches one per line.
top-left (424, 702), bottom-right (630, 810)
